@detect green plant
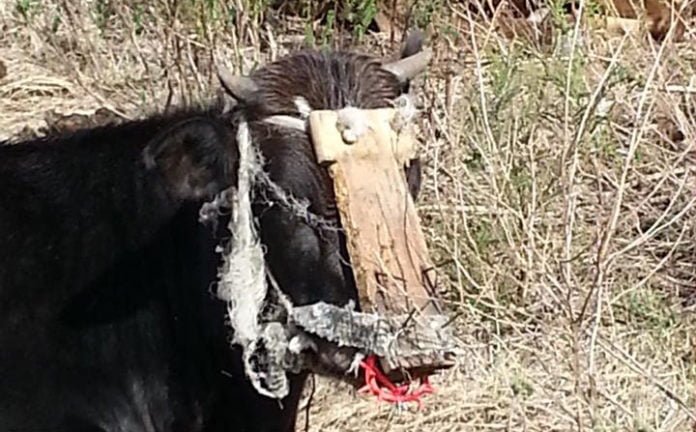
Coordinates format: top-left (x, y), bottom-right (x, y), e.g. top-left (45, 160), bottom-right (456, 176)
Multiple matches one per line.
top-left (412, 0), bottom-right (444, 29)
top-left (15, 0), bottom-right (36, 21)
top-left (342, 0), bottom-right (378, 40)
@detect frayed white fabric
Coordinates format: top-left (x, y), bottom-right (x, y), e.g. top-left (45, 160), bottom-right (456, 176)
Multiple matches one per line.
top-left (391, 94), bottom-right (418, 129)
top-left (217, 119), bottom-right (267, 348)
top-left (214, 118), bottom-right (287, 398)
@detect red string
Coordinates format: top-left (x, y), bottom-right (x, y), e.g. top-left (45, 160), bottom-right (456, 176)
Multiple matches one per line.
top-left (357, 355), bottom-right (434, 410)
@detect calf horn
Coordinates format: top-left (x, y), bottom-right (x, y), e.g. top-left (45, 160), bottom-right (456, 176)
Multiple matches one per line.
top-left (381, 48), bottom-right (433, 83)
top-left (216, 64), bottom-right (259, 104)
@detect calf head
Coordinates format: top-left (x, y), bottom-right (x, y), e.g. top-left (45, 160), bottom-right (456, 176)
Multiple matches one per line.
top-left (214, 32), bottom-right (432, 395)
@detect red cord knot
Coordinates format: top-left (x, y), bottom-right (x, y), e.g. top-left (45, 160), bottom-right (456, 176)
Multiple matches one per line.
top-left (357, 355), bottom-right (434, 410)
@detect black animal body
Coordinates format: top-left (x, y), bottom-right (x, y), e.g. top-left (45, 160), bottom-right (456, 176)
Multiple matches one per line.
top-left (0, 32), bottom-right (429, 432)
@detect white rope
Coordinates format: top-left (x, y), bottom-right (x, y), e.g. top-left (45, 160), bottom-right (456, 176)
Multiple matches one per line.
top-left (262, 115), bottom-right (307, 131)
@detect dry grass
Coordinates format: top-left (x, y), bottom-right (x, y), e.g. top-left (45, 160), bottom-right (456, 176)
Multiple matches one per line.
top-left (2, 1), bottom-right (696, 431)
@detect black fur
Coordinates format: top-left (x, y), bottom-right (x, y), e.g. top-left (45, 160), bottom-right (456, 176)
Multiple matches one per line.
top-left (0, 34), bottom-right (425, 432)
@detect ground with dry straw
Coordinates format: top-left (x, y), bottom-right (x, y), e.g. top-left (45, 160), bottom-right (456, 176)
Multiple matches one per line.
top-left (2, 1), bottom-right (696, 431)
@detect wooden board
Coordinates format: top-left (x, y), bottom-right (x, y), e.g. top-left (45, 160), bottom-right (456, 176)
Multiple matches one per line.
top-left (309, 108), bottom-right (442, 317)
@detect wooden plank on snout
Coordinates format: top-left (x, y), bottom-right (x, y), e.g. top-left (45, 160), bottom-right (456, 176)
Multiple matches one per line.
top-left (308, 108), bottom-right (442, 318)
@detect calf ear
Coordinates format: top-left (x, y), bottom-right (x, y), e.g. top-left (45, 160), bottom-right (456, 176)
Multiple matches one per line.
top-left (142, 118), bottom-right (236, 200)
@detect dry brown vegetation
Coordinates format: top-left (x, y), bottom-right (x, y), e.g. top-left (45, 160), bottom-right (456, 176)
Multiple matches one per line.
top-left (2, 0), bottom-right (696, 431)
